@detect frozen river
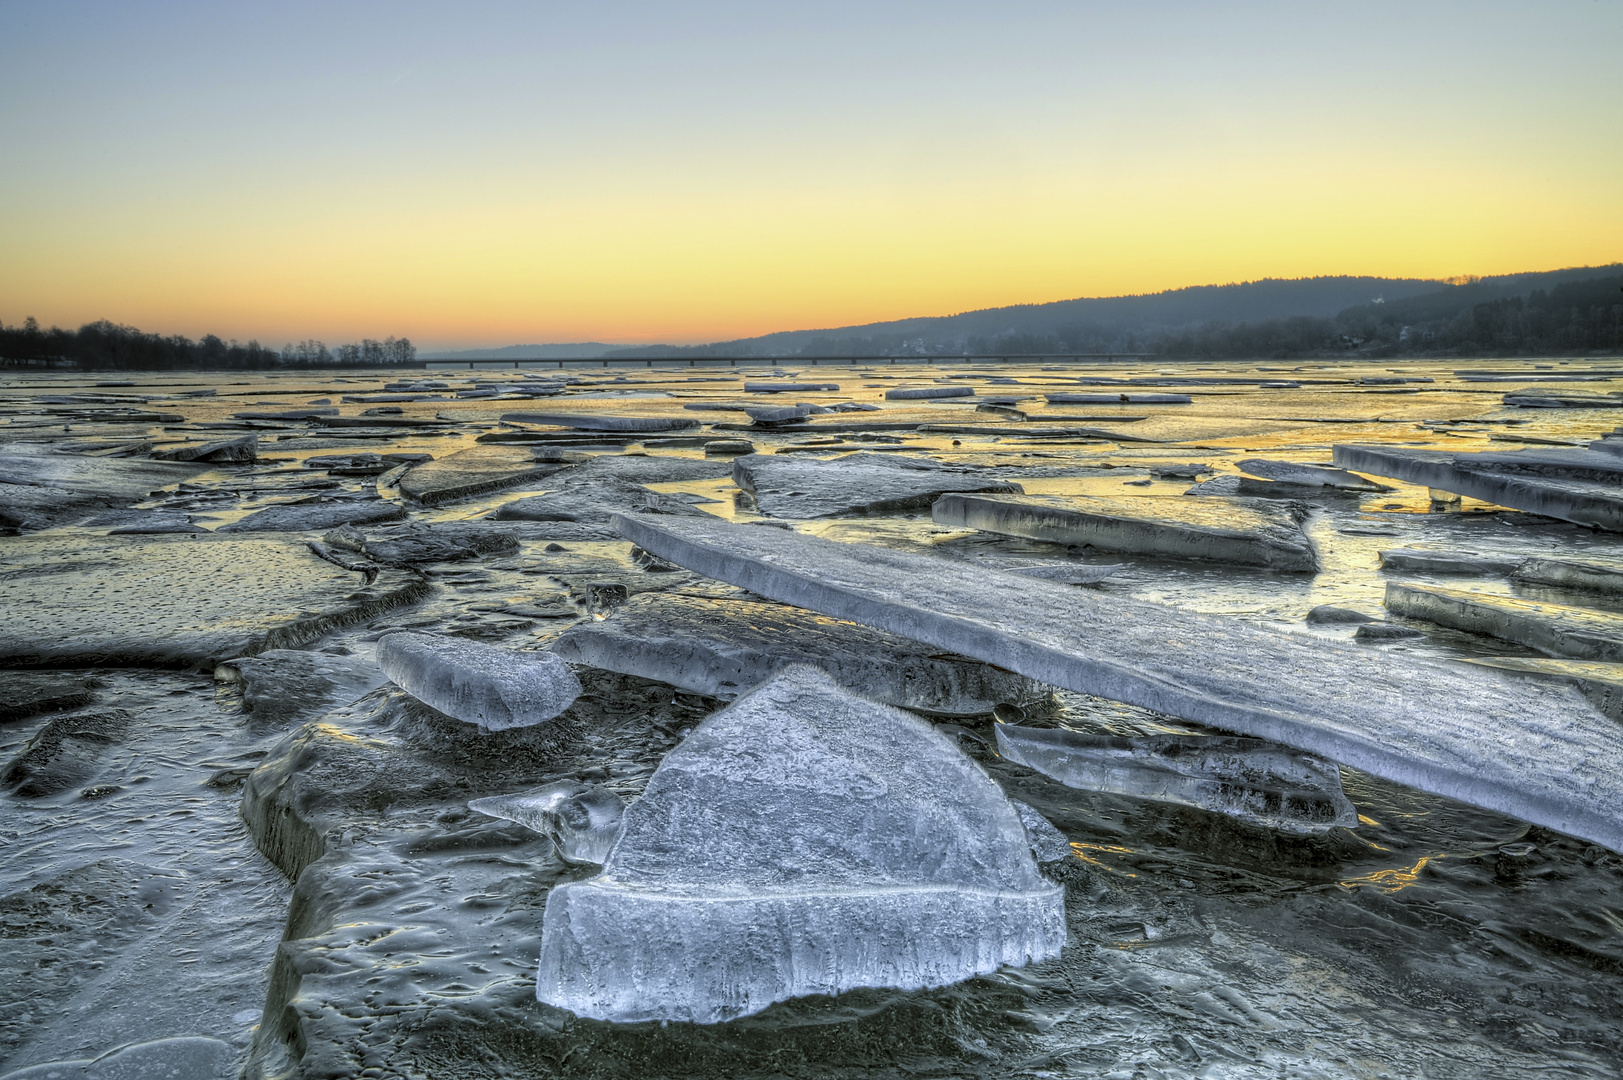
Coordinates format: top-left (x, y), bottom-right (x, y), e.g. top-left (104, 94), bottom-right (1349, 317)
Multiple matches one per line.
top-left (2, 356), bottom-right (1621, 1080)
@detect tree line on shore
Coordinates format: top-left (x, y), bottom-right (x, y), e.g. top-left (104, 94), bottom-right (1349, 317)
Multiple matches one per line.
top-left (0, 318), bottom-right (415, 370)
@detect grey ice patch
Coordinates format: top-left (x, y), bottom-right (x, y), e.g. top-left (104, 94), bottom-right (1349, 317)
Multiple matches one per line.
top-left (1378, 549), bottom-right (1525, 575)
top-left (326, 522), bottom-right (520, 565)
top-left (0, 673), bottom-right (97, 724)
top-left (397, 446), bottom-right (574, 505)
top-left (376, 631), bottom-right (582, 729)
top-left (1512, 556), bottom-right (1623, 596)
top-left (0, 1036), bottom-right (237, 1080)
top-left (534, 666), bottom-right (1064, 1024)
top-left (0, 535), bottom-right (426, 668)
top-left (735, 452), bottom-right (1022, 518)
top-left (996, 724), bottom-right (1358, 835)
top-left (0, 445), bottom-right (206, 533)
top-left (152, 434), bottom-right (258, 464)
top-left (468, 782), bottom-right (624, 864)
top-left (493, 478), bottom-right (707, 525)
top-left (220, 499), bottom-right (406, 532)
top-left (886, 386), bottom-right (973, 399)
top-left (2, 709), bottom-right (133, 797)
top-left (216, 649), bottom-right (390, 728)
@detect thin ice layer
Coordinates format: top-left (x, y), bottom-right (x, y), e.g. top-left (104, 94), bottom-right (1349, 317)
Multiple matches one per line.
top-left (0, 535), bottom-right (427, 668)
top-left (996, 725), bottom-right (1358, 835)
top-left (551, 592), bottom-right (1040, 715)
top-left (535, 666), bottom-right (1065, 1024)
top-left (609, 511), bottom-right (1623, 855)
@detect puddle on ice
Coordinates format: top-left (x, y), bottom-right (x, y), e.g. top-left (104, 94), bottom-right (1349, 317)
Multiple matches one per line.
top-left (2, 359), bottom-right (1622, 1079)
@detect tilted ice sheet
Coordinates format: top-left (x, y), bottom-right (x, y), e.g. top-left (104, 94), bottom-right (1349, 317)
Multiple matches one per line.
top-left (932, 491), bottom-right (1319, 571)
top-left (551, 592), bottom-right (1041, 715)
top-left (535, 666), bottom-right (1065, 1024)
top-left (610, 511), bottom-right (1623, 855)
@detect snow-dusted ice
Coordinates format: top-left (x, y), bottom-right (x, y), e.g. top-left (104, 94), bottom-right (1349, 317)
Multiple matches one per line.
top-left (376, 631), bottom-right (581, 730)
top-left (534, 666), bottom-right (1065, 1024)
top-left (996, 725), bottom-right (1358, 835)
top-left (469, 782), bottom-right (624, 864)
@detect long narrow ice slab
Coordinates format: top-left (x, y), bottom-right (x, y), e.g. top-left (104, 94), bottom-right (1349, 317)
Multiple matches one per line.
top-left (933, 492), bottom-right (1318, 571)
top-left (1384, 583), bottom-right (1623, 661)
top-left (995, 725), bottom-right (1357, 834)
top-left (1333, 444), bottom-right (1623, 529)
top-left (1236, 459), bottom-right (1391, 492)
top-left (610, 511), bottom-right (1623, 855)
top-left (501, 412), bottom-right (699, 432)
top-left (535, 666), bottom-right (1063, 1023)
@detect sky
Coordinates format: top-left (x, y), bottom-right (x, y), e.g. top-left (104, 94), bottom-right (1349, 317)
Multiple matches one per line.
top-left (2, 1), bottom-right (1620, 350)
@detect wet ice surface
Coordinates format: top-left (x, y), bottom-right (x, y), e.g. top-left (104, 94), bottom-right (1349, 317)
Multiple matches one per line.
top-left (4, 359), bottom-right (1623, 1078)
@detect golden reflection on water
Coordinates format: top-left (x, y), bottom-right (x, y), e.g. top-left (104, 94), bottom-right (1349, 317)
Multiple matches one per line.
top-left (1340, 854), bottom-right (1436, 893)
top-left (1070, 840), bottom-right (1139, 877)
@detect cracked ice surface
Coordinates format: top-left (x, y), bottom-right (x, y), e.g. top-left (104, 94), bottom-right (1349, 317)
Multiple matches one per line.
top-left (611, 511), bottom-right (1623, 855)
top-left (535, 666), bottom-right (1065, 1023)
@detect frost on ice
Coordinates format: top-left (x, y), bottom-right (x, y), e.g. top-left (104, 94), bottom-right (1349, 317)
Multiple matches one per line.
top-left (534, 666), bottom-right (1065, 1024)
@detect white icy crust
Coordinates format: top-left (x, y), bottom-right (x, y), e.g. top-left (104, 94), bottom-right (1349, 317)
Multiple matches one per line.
top-left (376, 631), bottom-right (581, 729)
top-left (535, 666), bottom-right (1065, 1024)
top-left (607, 512), bottom-right (1623, 856)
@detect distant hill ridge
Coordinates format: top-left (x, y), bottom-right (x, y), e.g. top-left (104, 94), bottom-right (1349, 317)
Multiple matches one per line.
top-left (601, 264), bottom-right (1621, 358)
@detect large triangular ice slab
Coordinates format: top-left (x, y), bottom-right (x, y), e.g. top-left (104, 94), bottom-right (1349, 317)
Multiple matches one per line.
top-left (534, 666), bottom-right (1065, 1023)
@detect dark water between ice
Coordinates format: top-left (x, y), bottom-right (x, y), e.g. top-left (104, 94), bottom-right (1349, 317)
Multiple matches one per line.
top-left (2, 358), bottom-right (1621, 1079)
